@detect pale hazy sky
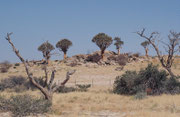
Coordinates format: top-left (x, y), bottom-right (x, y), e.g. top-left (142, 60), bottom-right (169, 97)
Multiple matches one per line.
top-left (0, 0), bottom-right (180, 62)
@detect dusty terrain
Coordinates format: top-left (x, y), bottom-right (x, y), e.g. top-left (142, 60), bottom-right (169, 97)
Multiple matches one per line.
top-left (0, 55), bottom-right (180, 117)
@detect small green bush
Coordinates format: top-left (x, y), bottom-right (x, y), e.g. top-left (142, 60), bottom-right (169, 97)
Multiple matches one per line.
top-left (0, 94), bottom-right (51, 117)
top-left (133, 92), bottom-right (147, 100)
top-left (76, 84), bottom-right (91, 92)
top-left (163, 78), bottom-right (180, 94)
top-left (113, 64), bottom-right (180, 95)
top-left (14, 63), bottom-right (20, 66)
top-left (56, 86), bottom-right (76, 93)
top-left (136, 64), bottom-right (168, 95)
top-left (113, 71), bottom-right (138, 95)
top-left (56, 84), bottom-right (91, 93)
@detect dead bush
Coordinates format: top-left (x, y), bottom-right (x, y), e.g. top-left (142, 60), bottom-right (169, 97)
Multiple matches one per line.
top-left (132, 53), bottom-right (140, 57)
top-left (0, 61), bottom-right (12, 73)
top-left (116, 55), bottom-right (127, 66)
top-left (86, 53), bottom-right (101, 63)
top-left (108, 55), bottom-right (127, 66)
top-left (0, 76), bottom-right (27, 92)
top-left (0, 76), bottom-right (44, 92)
top-left (67, 61), bottom-right (80, 67)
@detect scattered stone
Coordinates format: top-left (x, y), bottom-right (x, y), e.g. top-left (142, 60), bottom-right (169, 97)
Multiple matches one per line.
top-left (0, 112), bottom-right (12, 117)
top-left (115, 66), bottom-right (124, 71)
top-left (85, 63), bottom-right (98, 68)
top-left (22, 51), bottom-right (144, 67)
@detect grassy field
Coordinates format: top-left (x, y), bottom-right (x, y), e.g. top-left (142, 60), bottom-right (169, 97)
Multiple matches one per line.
top-left (0, 57), bottom-right (180, 117)
top-left (1, 90), bottom-right (180, 117)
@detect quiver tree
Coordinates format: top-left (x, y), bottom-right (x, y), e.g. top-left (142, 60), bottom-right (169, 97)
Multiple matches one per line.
top-left (56, 39), bottom-right (72, 59)
top-left (38, 41), bottom-right (55, 64)
top-left (92, 33), bottom-right (113, 60)
top-left (136, 29), bottom-right (180, 78)
top-left (141, 41), bottom-right (150, 57)
top-left (5, 33), bottom-right (76, 102)
top-left (114, 37), bottom-right (124, 55)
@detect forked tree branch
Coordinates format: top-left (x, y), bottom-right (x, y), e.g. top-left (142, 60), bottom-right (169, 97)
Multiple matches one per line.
top-left (136, 29), bottom-right (180, 78)
top-left (53, 70), bottom-right (76, 92)
top-left (48, 70), bottom-right (56, 90)
top-left (5, 33), bottom-right (76, 101)
top-left (5, 33), bottom-right (51, 98)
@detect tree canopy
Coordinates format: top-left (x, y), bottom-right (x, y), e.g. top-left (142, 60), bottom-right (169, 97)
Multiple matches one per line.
top-left (56, 39), bottom-right (72, 53)
top-left (38, 41), bottom-right (54, 62)
top-left (114, 37), bottom-right (124, 49)
top-left (141, 41), bottom-right (150, 49)
top-left (92, 33), bottom-right (112, 51)
top-left (38, 41), bottom-right (55, 55)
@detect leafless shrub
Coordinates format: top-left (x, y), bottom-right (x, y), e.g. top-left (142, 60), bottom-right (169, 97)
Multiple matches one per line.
top-left (108, 54), bottom-right (127, 66)
top-left (116, 55), bottom-right (127, 66)
top-left (0, 76), bottom-right (28, 92)
top-left (0, 61), bottom-right (12, 73)
top-left (68, 61), bottom-right (79, 67)
top-left (86, 53), bottom-right (101, 63)
top-left (132, 53), bottom-right (141, 57)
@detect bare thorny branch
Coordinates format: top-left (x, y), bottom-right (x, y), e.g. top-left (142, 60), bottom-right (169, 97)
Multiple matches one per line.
top-left (5, 33), bottom-right (76, 101)
top-left (136, 29), bottom-right (180, 78)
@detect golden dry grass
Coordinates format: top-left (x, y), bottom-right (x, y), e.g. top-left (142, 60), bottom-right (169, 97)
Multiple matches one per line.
top-left (2, 90), bottom-right (180, 117)
top-left (51, 92), bottom-right (180, 117)
top-left (0, 57), bottom-right (180, 117)
top-left (2, 57), bottom-right (180, 87)
top-left (1, 90), bottom-right (180, 117)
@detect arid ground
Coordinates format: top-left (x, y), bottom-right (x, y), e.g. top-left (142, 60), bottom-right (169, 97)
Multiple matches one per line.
top-left (0, 56), bottom-right (180, 117)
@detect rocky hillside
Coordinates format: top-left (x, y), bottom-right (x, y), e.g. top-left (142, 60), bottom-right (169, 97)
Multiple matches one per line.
top-left (60, 51), bottom-right (147, 67)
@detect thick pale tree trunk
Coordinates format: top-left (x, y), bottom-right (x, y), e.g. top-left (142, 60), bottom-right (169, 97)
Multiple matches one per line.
top-left (101, 50), bottom-right (105, 61)
top-left (44, 52), bottom-right (50, 64)
top-left (63, 52), bottom-right (67, 59)
top-left (145, 48), bottom-right (149, 58)
top-left (44, 91), bottom-right (53, 102)
top-left (117, 49), bottom-right (120, 55)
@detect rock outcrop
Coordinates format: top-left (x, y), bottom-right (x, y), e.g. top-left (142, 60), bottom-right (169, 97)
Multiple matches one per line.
top-left (60, 51), bottom-right (143, 67)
